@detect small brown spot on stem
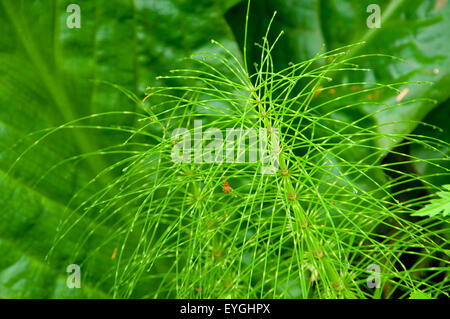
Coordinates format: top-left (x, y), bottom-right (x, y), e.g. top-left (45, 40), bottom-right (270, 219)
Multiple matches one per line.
top-left (111, 247), bottom-right (118, 260)
top-left (374, 90), bottom-right (380, 99)
top-left (312, 249), bottom-right (324, 259)
top-left (223, 179), bottom-right (232, 194)
top-left (287, 192), bottom-right (298, 202)
top-left (313, 86), bottom-right (323, 98)
top-left (142, 93), bottom-right (152, 103)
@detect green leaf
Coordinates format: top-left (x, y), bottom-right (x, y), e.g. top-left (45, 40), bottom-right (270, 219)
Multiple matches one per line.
top-left (1, 0), bottom-right (448, 299)
top-left (0, 0), bottom-right (240, 298)
top-left (412, 184), bottom-right (450, 217)
top-left (227, 0), bottom-right (450, 149)
top-left (409, 290), bottom-right (433, 299)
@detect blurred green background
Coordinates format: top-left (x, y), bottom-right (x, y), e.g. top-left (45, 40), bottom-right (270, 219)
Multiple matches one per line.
top-left (0, 0), bottom-right (448, 298)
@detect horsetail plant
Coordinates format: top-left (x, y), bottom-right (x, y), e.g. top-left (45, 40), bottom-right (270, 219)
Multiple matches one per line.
top-left (9, 2), bottom-right (449, 299)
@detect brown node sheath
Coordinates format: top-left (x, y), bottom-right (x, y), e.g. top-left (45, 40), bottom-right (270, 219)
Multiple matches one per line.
top-left (299, 219), bottom-right (310, 230)
top-left (280, 168), bottom-right (290, 177)
top-left (287, 192), bottom-right (298, 202)
top-left (332, 280), bottom-right (345, 292)
top-left (223, 179), bottom-right (232, 194)
top-left (312, 249), bottom-right (325, 260)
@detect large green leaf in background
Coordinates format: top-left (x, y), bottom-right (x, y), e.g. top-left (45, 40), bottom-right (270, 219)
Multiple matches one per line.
top-left (227, 0), bottom-right (450, 149)
top-left (0, 0), bottom-right (448, 298)
top-left (0, 0), bottom-right (241, 298)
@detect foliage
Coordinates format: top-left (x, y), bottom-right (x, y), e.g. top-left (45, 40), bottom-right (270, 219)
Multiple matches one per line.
top-left (413, 185), bottom-right (450, 218)
top-left (0, 0), bottom-right (448, 299)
